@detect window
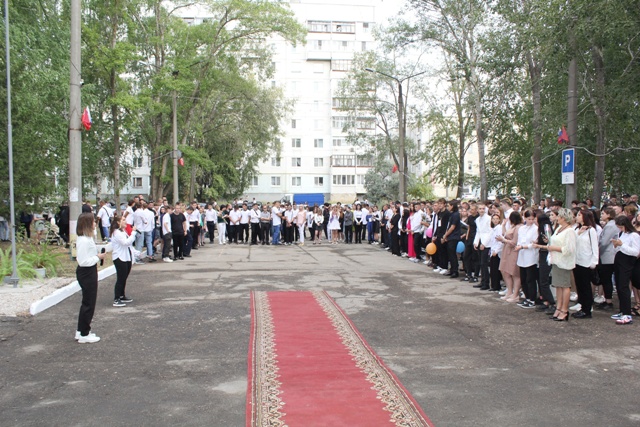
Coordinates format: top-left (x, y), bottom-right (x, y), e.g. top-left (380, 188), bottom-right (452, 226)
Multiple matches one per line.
top-left (308, 20), bottom-right (331, 33)
top-left (313, 100), bottom-right (319, 111)
top-left (331, 59), bottom-right (352, 72)
top-left (361, 41), bottom-right (367, 51)
top-left (332, 116), bottom-right (352, 130)
top-left (292, 157), bottom-right (301, 167)
top-left (357, 155), bottom-right (374, 167)
top-left (291, 138), bottom-right (301, 148)
top-left (311, 40), bottom-right (323, 50)
top-left (291, 119), bottom-right (297, 129)
top-left (251, 176), bottom-right (259, 186)
top-left (132, 177), bottom-right (143, 188)
top-left (331, 155), bottom-right (355, 167)
top-left (132, 157), bottom-right (143, 168)
top-left (356, 117), bottom-right (375, 129)
top-left (271, 157), bottom-right (281, 167)
top-left (333, 22), bottom-right (355, 33)
top-left (363, 22), bottom-right (370, 32)
top-left (468, 161), bottom-right (473, 171)
top-left (332, 175), bottom-right (355, 185)
top-left (333, 138), bottom-right (346, 147)
top-left (271, 80), bottom-right (276, 88)
top-left (314, 157), bottom-right (324, 167)
top-left (314, 177), bottom-right (324, 186)
top-left (334, 41), bottom-right (351, 51)
top-left (292, 176), bottom-right (301, 186)
top-left (314, 139), bottom-right (323, 148)
top-left (313, 81), bottom-right (321, 92)
top-left (357, 175), bottom-right (366, 185)
top-left (271, 176), bottom-right (281, 186)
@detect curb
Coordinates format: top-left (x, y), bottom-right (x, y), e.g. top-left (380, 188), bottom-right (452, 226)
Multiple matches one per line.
top-left (29, 266), bottom-right (117, 316)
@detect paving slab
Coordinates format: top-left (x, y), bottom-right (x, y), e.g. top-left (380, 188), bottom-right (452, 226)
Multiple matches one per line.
top-left (1, 242), bottom-right (639, 426)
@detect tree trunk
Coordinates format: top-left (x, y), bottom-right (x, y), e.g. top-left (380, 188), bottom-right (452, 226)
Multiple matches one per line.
top-left (109, 9), bottom-right (120, 213)
top-left (591, 45), bottom-right (606, 208)
top-left (527, 51), bottom-right (543, 204)
top-left (189, 164), bottom-right (197, 201)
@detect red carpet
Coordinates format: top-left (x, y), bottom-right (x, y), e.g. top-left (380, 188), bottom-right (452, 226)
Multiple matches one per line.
top-left (247, 290), bottom-right (434, 427)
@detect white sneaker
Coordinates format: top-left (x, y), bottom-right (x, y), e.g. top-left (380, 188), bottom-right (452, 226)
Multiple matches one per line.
top-left (570, 292), bottom-right (578, 302)
top-left (75, 331), bottom-right (81, 340)
top-left (401, 253), bottom-right (408, 258)
top-left (569, 303), bottom-right (582, 312)
top-left (498, 290), bottom-right (508, 296)
top-left (594, 295), bottom-right (605, 304)
top-left (163, 257), bottom-right (173, 263)
top-left (440, 269), bottom-right (450, 275)
top-left (433, 267), bottom-right (442, 273)
top-left (77, 333), bottom-right (100, 344)
top-left (422, 260), bottom-right (429, 265)
top-left (409, 257), bottom-right (416, 262)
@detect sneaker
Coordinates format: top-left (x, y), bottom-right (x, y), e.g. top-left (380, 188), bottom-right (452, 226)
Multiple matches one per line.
top-left (521, 300), bottom-right (536, 309)
top-left (119, 296), bottom-right (133, 303)
top-left (75, 331), bottom-right (81, 340)
top-left (611, 312), bottom-right (624, 320)
top-left (569, 303), bottom-right (582, 312)
top-left (409, 257), bottom-right (416, 262)
top-left (401, 253), bottom-right (408, 258)
top-left (594, 295), bottom-right (605, 304)
top-left (616, 315), bottom-right (633, 325)
top-left (422, 260), bottom-right (429, 265)
top-left (570, 292), bottom-right (578, 302)
top-left (517, 299), bottom-right (531, 308)
top-left (147, 257), bottom-right (157, 262)
top-left (535, 304), bottom-right (550, 312)
top-left (163, 257), bottom-right (173, 263)
top-left (134, 259), bottom-right (146, 265)
top-left (439, 269), bottom-right (450, 275)
top-left (77, 333), bottom-right (100, 344)
top-left (595, 302), bottom-right (614, 310)
top-left (113, 299), bottom-right (126, 307)
top-left (498, 290), bottom-right (508, 296)
top-left (433, 267), bottom-right (443, 273)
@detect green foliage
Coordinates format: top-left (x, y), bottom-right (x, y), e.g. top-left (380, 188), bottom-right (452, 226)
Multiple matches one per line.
top-left (408, 175), bottom-right (437, 201)
top-left (23, 245), bottom-right (62, 277)
top-left (0, 248), bottom-right (36, 280)
top-left (364, 157), bottom-right (400, 205)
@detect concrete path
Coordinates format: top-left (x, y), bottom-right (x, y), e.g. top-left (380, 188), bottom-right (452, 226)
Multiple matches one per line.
top-left (1, 241), bottom-right (639, 426)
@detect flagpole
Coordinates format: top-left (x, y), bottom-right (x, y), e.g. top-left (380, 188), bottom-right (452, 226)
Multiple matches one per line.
top-left (4, 0), bottom-right (19, 287)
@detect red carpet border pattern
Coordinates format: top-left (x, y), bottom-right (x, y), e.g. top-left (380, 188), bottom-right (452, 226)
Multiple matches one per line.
top-left (247, 290), bottom-right (434, 427)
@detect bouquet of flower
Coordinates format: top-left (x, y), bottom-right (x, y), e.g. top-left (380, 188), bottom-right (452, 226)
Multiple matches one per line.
top-left (544, 224), bottom-right (552, 243)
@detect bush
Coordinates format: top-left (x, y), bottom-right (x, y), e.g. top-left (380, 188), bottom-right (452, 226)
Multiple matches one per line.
top-left (0, 248), bottom-right (37, 280)
top-left (23, 245), bottom-right (62, 277)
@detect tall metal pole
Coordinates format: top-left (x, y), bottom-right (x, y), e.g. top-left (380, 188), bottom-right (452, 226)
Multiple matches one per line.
top-left (172, 89), bottom-right (179, 204)
top-left (4, 0), bottom-right (18, 287)
top-left (397, 81), bottom-right (406, 202)
top-left (69, 0), bottom-right (82, 251)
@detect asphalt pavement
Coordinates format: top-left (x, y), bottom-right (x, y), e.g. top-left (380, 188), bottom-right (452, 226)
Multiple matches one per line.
top-left (1, 240), bottom-right (639, 427)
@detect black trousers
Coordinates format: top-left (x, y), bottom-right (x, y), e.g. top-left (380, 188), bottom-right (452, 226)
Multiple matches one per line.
top-left (251, 223), bottom-right (260, 244)
top-left (538, 251), bottom-right (554, 304)
top-left (228, 224), bottom-right (237, 243)
top-left (162, 232), bottom-right (172, 259)
top-left (381, 225), bottom-right (388, 247)
top-left (520, 265), bottom-right (538, 301)
top-left (614, 252), bottom-right (636, 315)
top-left (463, 243), bottom-right (476, 277)
top-left (354, 223), bottom-right (362, 243)
top-left (206, 221), bottom-right (216, 242)
top-left (435, 237), bottom-right (448, 269)
top-left (597, 263), bottom-right (614, 299)
top-left (391, 231), bottom-right (400, 255)
top-left (76, 265), bottom-right (98, 336)
top-left (413, 233), bottom-right (423, 259)
top-left (260, 222), bottom-right (270, 244)
top-left (446, 239), bottom-right (459, 274)
top-left (489, 254), bottom-right (502, 290)
top-left (573, 265), bottom-right (594, 313)
top-left (284, 224), bottom-right (294, 243)
top-left (345, 225), bottom-right (353, 243)
top-left (172, 233), bottom-right (184, 259)
top-left (479, 247), bottom-right (490, 287)
top-left (400, 232), bottom-right (407, 254)
top-left (113, 258), bottom-right (132, 300)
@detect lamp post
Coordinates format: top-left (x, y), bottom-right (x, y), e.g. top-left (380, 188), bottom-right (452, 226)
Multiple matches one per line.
top-left (365, 68), bottom-right (426, 201)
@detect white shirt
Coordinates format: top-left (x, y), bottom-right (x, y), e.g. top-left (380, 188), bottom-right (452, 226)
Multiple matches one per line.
top-left (229, 210), bottom-right (241, 225)
top-left (188, 210), bottom-right (200, 222)
top-left (111, 229), bottom-right (136, 262)
top-left (361, 207), bottom-right (369, 219)
top-left (488, 226), bottom-right (503, 256)
top-left (410, 209), bottom-right (424, 234)
top-left (204, 209), bottom-right (217, 222)
top-left (474, 213), bottom-right (492, 247)
top-left (271, 207), bottom-right (282, 226)
top-left (353, 210), bottom-right (363, 224)
top-left (516, 223), bottom-right (539, 268)
top-left (133, 208), bottom-right (146, 230)
top-left (96, 206), bottom-right (112, 227)
top-left (162, 212), bottom-right (172, 234)
top-left (615, 232), bottom-right (640, 257)
top-left (141, 209), bottom-right (155, 233)
top-left (125, 206), bottom-right (135, 225)
top-left (240, 209), bottom-right (250, 224)
top-left (76, 236), bottom-right (99, 267)
top-left (314, 213), bottom-right (324, 225)
top-left (284, 209), bottom-right (295, 224)
top-left (575, 227), bottom-right (599, 268)
top-left (249, 208), bottom-right (260, 223)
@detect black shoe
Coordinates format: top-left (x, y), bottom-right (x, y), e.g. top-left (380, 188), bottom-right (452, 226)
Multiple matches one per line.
top-left (571, 311), bottom-right (592, 319)
top-left (479, 286), bottom-right (490, 290)
top-left (184, 254), bottom-right (192, 257)
top-left (444, 272), bottom-right (453, 276)
top-left (545, 305), bottom-right (557, 315)
top-left (449, 273), bottom-right (459, 278)
top-left (192, 247), bottom-right (198, 250)
top-left (472, 283), bottom-right (483, 288)
top-left (594, 302), bottom-right (613, 310)
top-left (179, 256), bottom-right (185, 260)
top-left (461, 276), bottom-right (470, 282)
top-left (119, 296), bottom-right (133, 303)
top-left (536, 304), bottom-right (550, 312)
top-left (148, 257), bottom-right (157, 262)
top-left (470, 277), bottom-right (479, 283)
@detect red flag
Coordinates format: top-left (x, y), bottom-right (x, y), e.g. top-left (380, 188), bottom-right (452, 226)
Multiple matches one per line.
top-left (557, 126), bottom-right (568, 144)
top-left (81, 107), bottom-right (92, 131)
top-left (392, 164), bottom-right (398, 173)
top-left (178, 157), bottom-right (184, 166)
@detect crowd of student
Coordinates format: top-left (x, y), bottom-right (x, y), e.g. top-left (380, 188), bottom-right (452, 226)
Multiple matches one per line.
top-left (73, 192), bottom-right (640, 343)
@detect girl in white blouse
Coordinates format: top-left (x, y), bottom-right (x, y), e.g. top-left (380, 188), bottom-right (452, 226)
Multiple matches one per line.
top-left (611, 215), bottom-right (640, 324)
top-left (515, 209), bottom-right (540, 308)
top-left (313, 207), bottom-right (324, 244)
top-left (487, 213), bottom-right (504, 292)
top-left (75, 213), bottom-right (107, 343)
top-left (571, 209), bottom-right (599, 319)
top-left (110, 215), bottom-right (137, 307)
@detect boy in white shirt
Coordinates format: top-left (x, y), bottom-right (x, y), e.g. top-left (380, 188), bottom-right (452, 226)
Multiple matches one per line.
top-left (161, 205), bottom-right (174, 262)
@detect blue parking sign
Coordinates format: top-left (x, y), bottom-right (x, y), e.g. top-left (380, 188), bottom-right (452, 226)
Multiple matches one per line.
top-left (561, 148), bottom-right (575, 184)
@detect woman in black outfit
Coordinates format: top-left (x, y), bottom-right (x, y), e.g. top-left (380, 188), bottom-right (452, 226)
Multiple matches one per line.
top-left (390, 206), bottom-right (401, 256)
top-left (535, 211), bottom-right (555, 312)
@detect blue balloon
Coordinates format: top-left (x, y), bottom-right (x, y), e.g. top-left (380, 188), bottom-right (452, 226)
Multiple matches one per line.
top-left (456, 241), bottom-right (465, 253)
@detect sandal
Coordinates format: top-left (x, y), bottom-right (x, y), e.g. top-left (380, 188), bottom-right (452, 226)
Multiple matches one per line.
top-left (631, 305), bottom-right (640, 316)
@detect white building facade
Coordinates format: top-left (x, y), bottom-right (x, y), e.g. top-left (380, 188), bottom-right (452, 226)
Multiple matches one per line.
top-left (249, 0), bottom-right (385, 204)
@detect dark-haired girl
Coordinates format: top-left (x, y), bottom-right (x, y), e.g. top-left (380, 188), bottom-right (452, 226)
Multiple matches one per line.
top-left (610, 215), bottom-right (640, 325)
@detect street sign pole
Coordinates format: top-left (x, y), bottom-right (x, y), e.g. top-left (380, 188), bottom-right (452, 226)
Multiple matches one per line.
top-left (562, 148), bottom-right (575, 206)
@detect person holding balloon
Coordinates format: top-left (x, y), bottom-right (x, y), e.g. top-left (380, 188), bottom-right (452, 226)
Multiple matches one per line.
top-left (442, 200), bottom-right (462, 278)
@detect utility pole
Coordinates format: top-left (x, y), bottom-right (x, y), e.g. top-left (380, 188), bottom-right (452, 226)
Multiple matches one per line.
top-left (565, 39), bottom-right (578, 207)
top-left (172, 88), bottom-right (179, 204)
top-left (68, 0), bottom-right (82, 254)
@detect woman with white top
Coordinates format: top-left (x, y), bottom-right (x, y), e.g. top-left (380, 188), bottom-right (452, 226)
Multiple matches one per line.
top-left (487, 212), bottom-right (504, 292)
top-left (610, 215), bottom-right (640, 325)
top-left (353, 205), bottom-right (363, 244)
top-left (515, 209), bottom-right (540, 308)
top-left (313, 206), bottom-right (324, 244)
top-left (535, 208), bottom-right (576, 322)
top-left (571, 209), bottom-right (599, 319)
top-left (328, 206), bottom-right (341, 244)
top-left (75, 213), bottom-right (107, 344)
top-left (595, 207), bottom-right (617, 310)
top-left (296, 206), bottom-right (307, 246)
top-left (109, 215), bottom-right (137, 307)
